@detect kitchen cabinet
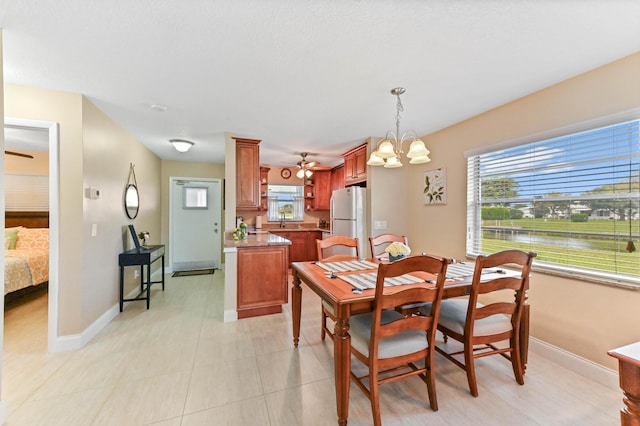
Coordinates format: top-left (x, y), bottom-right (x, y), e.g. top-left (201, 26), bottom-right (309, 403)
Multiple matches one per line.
top-left (237, 244), bottom-right (289, 318)
top-left (259, 166), bottom-right (270, 211)
top-left (331, 164), bottom-right (345, 193)
top-left (235, 137), bottom-right (261, 210)
top-left (313, 171), bottom-right (331, 210)
top-left (270, 230), bottom-right (322, 263)
top-left (343, 143), bottom-right (367, 186)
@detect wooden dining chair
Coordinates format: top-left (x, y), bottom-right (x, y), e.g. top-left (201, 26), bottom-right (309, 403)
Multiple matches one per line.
top-left (348, 255), bottom-right (450, 426)
top-left (316, 236), bottom-right (360, 340)
top-left (421, 249), bottom-right (536, 397)
top-left (369, 233), bottom-right (408, 259)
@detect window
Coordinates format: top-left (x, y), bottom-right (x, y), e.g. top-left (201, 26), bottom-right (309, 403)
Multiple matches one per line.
top-left (267, 185), bottom-right (304, 222)
top-left (466, 119), bottom-right (639, 286)
top-left (183, 186), bottom-right (208, 209)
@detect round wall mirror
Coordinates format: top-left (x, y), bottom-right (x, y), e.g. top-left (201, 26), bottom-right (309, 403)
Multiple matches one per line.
top-left (124, 183), bottom-right (139, 219)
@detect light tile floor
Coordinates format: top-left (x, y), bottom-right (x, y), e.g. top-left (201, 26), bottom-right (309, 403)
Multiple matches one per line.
top-left (2, 271), bottom-right (622, 425)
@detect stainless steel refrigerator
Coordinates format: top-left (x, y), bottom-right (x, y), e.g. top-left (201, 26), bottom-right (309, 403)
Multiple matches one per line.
top-left (330, 187), bottom-right (366, 257)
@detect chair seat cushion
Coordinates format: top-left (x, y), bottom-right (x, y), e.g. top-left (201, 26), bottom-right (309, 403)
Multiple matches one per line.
top-left (350, 310), bottom-right (428, 359)
top-left (322, 300), bottom-right (335, 317)
top-left (420, 299), bottom-right (512, 337)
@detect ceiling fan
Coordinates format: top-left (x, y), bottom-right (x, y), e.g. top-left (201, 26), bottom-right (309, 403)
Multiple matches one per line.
top-left (5, 150), bottom-right (34, 159)
top-left (296, 152), bottom-right (319, 179)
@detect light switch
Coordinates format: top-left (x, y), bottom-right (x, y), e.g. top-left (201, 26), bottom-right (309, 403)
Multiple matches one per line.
top-left (91, 223), bottom-right (98, 237)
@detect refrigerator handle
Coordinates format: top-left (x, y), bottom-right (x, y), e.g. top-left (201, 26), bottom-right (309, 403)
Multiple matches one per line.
top-left (330, 193), bottom-right (334, 233)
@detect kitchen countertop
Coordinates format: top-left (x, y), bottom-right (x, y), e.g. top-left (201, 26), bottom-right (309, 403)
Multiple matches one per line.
top-left (264, 227), bottom-right (330, 233)
top-left (224, 233), bottom-right (292, 248)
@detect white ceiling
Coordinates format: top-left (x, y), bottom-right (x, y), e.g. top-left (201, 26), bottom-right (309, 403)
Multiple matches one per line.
top-left (1, 1), bottom-right (639, 168)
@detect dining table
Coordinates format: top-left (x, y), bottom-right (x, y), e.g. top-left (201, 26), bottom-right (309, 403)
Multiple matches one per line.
top-left (290, 258), bottom-right (530, 426)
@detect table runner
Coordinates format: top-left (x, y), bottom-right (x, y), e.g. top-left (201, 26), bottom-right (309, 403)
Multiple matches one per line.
top-left (315, 260), bottom-right (378, 273)
top-left (337, 272), bottom-right (425, 290)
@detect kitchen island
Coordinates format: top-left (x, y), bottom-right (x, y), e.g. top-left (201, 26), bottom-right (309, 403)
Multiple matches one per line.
top-left (224, 233), bottom-right (291, 319)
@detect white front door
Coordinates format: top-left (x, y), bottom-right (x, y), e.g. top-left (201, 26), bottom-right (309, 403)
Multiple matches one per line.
top-left (170, 177), bottom-right (222, 271)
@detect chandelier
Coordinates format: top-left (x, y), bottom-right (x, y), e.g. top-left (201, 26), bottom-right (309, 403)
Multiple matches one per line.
top-left (367, 87), bottom-right (431, 168)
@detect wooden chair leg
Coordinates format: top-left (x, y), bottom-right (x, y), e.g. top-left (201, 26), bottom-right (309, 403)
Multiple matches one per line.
top-left (425, 353), bottom-right (439, 411)
top-left (321, 308), bottom-right (327, 340)
top-left (464, 342), bottom-right (479, 397)
top-left (511, 336), bottom-right (525, 385)
top-left (369, 367), bottom-right (382, 426)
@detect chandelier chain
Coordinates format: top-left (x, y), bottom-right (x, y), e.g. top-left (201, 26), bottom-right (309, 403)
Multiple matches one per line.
top-left (395, 93), bottom-right (404, 138)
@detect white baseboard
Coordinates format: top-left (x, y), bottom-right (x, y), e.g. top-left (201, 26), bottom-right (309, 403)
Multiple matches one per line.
top-left (48, 280), bottom-right (155, 352)
top-left (529, 337), bottom-right (618, 390)
top-left (224, 309), bottom-right (238, 322)
top-left (49, 302), bottom-right (119, 352)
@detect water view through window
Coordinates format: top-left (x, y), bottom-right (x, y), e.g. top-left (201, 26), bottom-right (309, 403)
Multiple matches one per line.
top-left (467, 119), bottom-right (639, 284)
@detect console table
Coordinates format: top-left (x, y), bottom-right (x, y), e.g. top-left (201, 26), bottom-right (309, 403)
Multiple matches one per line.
top-left (118, 245), bottom-right (165, 311)
top-left (608, 341), bottom-right (640, 426)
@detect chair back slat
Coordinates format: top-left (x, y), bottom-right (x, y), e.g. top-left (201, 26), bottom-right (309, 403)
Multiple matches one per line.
top-left (476, 276), bottom-right (522, 294)
top-left (316, 236), bottom-right (359, 261)
top-left (369, 233), bottom-right (409, 259)
top-left (466, 250), bottom-right (536, 335)
top-left (370, 255), bottom-right (450, 359)
top-left (474, 302), bottom-right (516, 320)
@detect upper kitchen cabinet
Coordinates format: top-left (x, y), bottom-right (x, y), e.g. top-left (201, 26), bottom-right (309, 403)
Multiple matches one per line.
top-left (343, 143), bottom-right (367, 186)
top-left (235, 137), bottom-right (261, 210)
top-left (313, 170), bottom-right (331, 210)
top-left (331, 164), bottom-right (345, 193)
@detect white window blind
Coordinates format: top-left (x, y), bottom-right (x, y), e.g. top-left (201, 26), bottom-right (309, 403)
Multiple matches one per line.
top-left (267, 185), bottom-right (304, 222)
top-left (5, 174), bottom-right (49, 211)
top-left (467, 119), bottom-right (639, 286)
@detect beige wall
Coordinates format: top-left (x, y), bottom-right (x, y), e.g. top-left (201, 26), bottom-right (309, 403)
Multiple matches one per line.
top-left (4, 84), bottom-right (162, 334)
top-left (401, 52), bottom-right (640, 369)
top-left (81, 98), bottom-right (161, 326)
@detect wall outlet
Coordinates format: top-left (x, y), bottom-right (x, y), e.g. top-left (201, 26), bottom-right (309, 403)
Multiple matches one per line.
top-left (374, 220), bottom-right (387, 230)
top-left (134, 270), bottom-right (140, 278)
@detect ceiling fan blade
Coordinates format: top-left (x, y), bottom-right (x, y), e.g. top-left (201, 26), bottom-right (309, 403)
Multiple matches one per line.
top-left (306, 161), bottom-right (319, 168)
top-left (5, 150), bottom-right (34, 159)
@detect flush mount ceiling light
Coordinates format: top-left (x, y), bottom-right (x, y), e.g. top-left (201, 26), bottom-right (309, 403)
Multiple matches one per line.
top-left (367, 87), bottom-right (431, 168)
top-left (295, 152), bottom-right (318, 179)
top-left (169, 139), bottom-right (194, 153)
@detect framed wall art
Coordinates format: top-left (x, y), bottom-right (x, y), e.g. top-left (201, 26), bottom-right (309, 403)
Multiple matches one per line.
top-left (423, 168), bottom-right (446, 205)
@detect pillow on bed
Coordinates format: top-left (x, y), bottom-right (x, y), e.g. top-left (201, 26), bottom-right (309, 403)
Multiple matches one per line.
top-left (5, 228), bottom-right (21, 250)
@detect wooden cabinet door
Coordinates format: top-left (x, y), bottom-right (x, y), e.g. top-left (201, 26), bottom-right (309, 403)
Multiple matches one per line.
top-left (344, 153), bottom-right (355, 183)
top-left (237, 245), bottom-right (288, 318)
top-left (314, 171), bottom-right (331, 210)
top-left (343, 143), bottom-right (367, 186)
top-left (331, 165), bottom-right (345, 192)
top-left (354, 147), bottom-right (367, 179)
top-left (235, 138), bottom-right (260, 210)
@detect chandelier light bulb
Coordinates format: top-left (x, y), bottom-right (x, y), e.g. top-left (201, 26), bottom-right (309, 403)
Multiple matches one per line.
top-left (366, 151), bottom-right (385, 166)
top-left (366, 87), bottom-right (431, 167)
top-left (384, 156), bottom-right (403, 168)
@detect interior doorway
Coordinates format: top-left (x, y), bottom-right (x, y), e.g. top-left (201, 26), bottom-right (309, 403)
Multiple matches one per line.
top-left (169, 177), bottom-right (222, 272)
top-left (3, 118), bottom-right (59, 353)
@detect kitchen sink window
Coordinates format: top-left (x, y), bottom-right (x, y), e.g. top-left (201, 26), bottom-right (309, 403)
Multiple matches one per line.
top-left (267, 185), bottom-right (304, 222)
